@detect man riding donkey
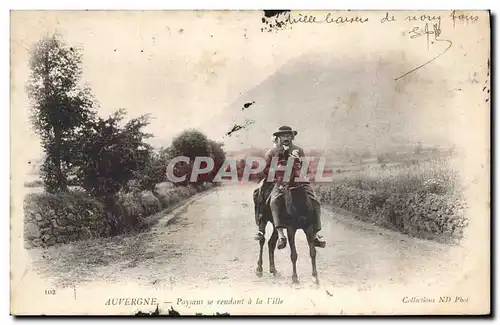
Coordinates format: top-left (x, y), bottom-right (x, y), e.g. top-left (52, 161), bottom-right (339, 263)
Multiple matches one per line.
top-left (253, 126), bottom-right (326, 250)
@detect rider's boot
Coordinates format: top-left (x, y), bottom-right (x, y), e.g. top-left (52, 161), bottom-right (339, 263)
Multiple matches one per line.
top-left (276, 228), bottom-right (287, 249)
top-left (312, 231), bottom-right (326, 248)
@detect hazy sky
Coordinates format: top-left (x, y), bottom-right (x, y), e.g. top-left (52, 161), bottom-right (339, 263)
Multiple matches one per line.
top-left (12, 11), bottom-right (298, 158)
top-left (11, 10), bottom-right (489, 162)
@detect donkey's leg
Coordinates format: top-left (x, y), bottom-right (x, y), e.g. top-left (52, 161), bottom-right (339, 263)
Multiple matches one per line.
top-left (288, 228), bottom-right (299, 283)
top-left (306, 226), bottom-right (319, 285)
top-left (268, 228), bottom-right (278, 275)
top-left (256, 233), bottom-right (265, 277)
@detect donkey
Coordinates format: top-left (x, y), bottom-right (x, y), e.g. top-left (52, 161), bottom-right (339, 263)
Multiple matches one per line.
top-left (253, 184), bottom-right (322, 284)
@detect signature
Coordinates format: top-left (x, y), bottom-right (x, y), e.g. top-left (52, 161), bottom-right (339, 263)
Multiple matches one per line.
top-left (395, 21), bottom-right (452, 81)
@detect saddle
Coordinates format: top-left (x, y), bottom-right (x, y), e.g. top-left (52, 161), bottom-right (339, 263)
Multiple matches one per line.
top-left (261, 182), bottom-right (310, 220)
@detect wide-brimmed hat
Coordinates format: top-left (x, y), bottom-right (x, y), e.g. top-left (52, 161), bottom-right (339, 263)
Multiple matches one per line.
top-left (273, 125), bottom-right (298, 136)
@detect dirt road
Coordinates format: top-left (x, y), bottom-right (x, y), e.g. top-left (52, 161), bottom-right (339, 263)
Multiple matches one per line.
top-left (24, 183), bottom-right (470, 314)
top-left (29, 183), bottom-right (465, 288)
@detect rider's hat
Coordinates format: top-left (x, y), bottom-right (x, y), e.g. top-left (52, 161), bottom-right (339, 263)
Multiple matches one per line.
top-left (273, 125), bottom-right (298, 137)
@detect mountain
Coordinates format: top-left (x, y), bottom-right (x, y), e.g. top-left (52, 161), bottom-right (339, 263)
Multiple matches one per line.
top-left (204, 51), bottom-right (454, 155)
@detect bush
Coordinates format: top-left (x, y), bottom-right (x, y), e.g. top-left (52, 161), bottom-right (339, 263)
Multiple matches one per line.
top-left (112, 190), bottom-right (162, 232)
top-left (373, 192), bottom-right (468, 242)
top-left (140, 191), bottom-right (163, 216)
top-left (313, 158), bottom-right (468, 244)
top-left (315, 184), bottom-right (375, 216)
top-left (155, 183), bottom-right (200, 208)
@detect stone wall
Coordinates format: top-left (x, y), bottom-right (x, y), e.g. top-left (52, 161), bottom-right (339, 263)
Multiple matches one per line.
top-left (23, 182), bottom-right (216, 248)
top-left (23, 191), bottom-right (109, 248)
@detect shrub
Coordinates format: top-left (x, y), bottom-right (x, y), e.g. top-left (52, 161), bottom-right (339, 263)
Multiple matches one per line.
top-left (313, 158), bottom-right (468, 244)
top-left (373, 192), bottom-right (468, 243)
top-left (140, 191), bottom-right (163, 216)
top-left (115, 190), bottom-right (163, 232)
top-left (115, 192), bottom-right (145, 231)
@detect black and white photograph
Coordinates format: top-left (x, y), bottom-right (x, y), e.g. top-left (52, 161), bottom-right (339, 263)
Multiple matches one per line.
top-left (9, 9), bottom-right (490, 315)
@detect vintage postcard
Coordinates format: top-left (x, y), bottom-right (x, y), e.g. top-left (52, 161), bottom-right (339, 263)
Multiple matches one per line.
top-left (10, 10), bottom-right (490, 315)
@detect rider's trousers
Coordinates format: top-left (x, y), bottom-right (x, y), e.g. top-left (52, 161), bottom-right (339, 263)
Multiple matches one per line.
top-left (268, 183), bottom-right (322, 232)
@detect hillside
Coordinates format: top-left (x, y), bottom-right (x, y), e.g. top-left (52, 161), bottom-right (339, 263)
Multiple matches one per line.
top-left (206, 51), bottom-right (454, 155)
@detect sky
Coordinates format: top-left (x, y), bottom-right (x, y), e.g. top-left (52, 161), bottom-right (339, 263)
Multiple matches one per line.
top-left (10, 10), bottom-right (490, 163)
top-left (12, 11), bottom-right (296, 159)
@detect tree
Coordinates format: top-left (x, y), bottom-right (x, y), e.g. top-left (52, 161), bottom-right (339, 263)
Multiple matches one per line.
top-left (133, 148), bottom-right (168, 193)
top-left (361, 148), bottom-right (372, 159)
top-left (71, 109), bottom-right (152, 234)
top-left (377, 154), bottom-right (387, 164)
top-left (414, 141), bottom-right (423, 155)
top-left (208, 140), bottom-right (226, 182)
top-left (166, 129), bottom-right (212, 185)
top-left (26, 33), bottom-right (96, 193)
top-left (168, 129), bottom-right (212, 161)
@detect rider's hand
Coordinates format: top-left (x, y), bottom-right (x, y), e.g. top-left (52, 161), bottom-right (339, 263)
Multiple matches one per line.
top-left (291, 149), bottom-right (300, 158)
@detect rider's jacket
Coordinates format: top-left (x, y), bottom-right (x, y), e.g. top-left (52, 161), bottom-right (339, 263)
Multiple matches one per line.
top-left (262, 143), bottom-right (306, 185)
